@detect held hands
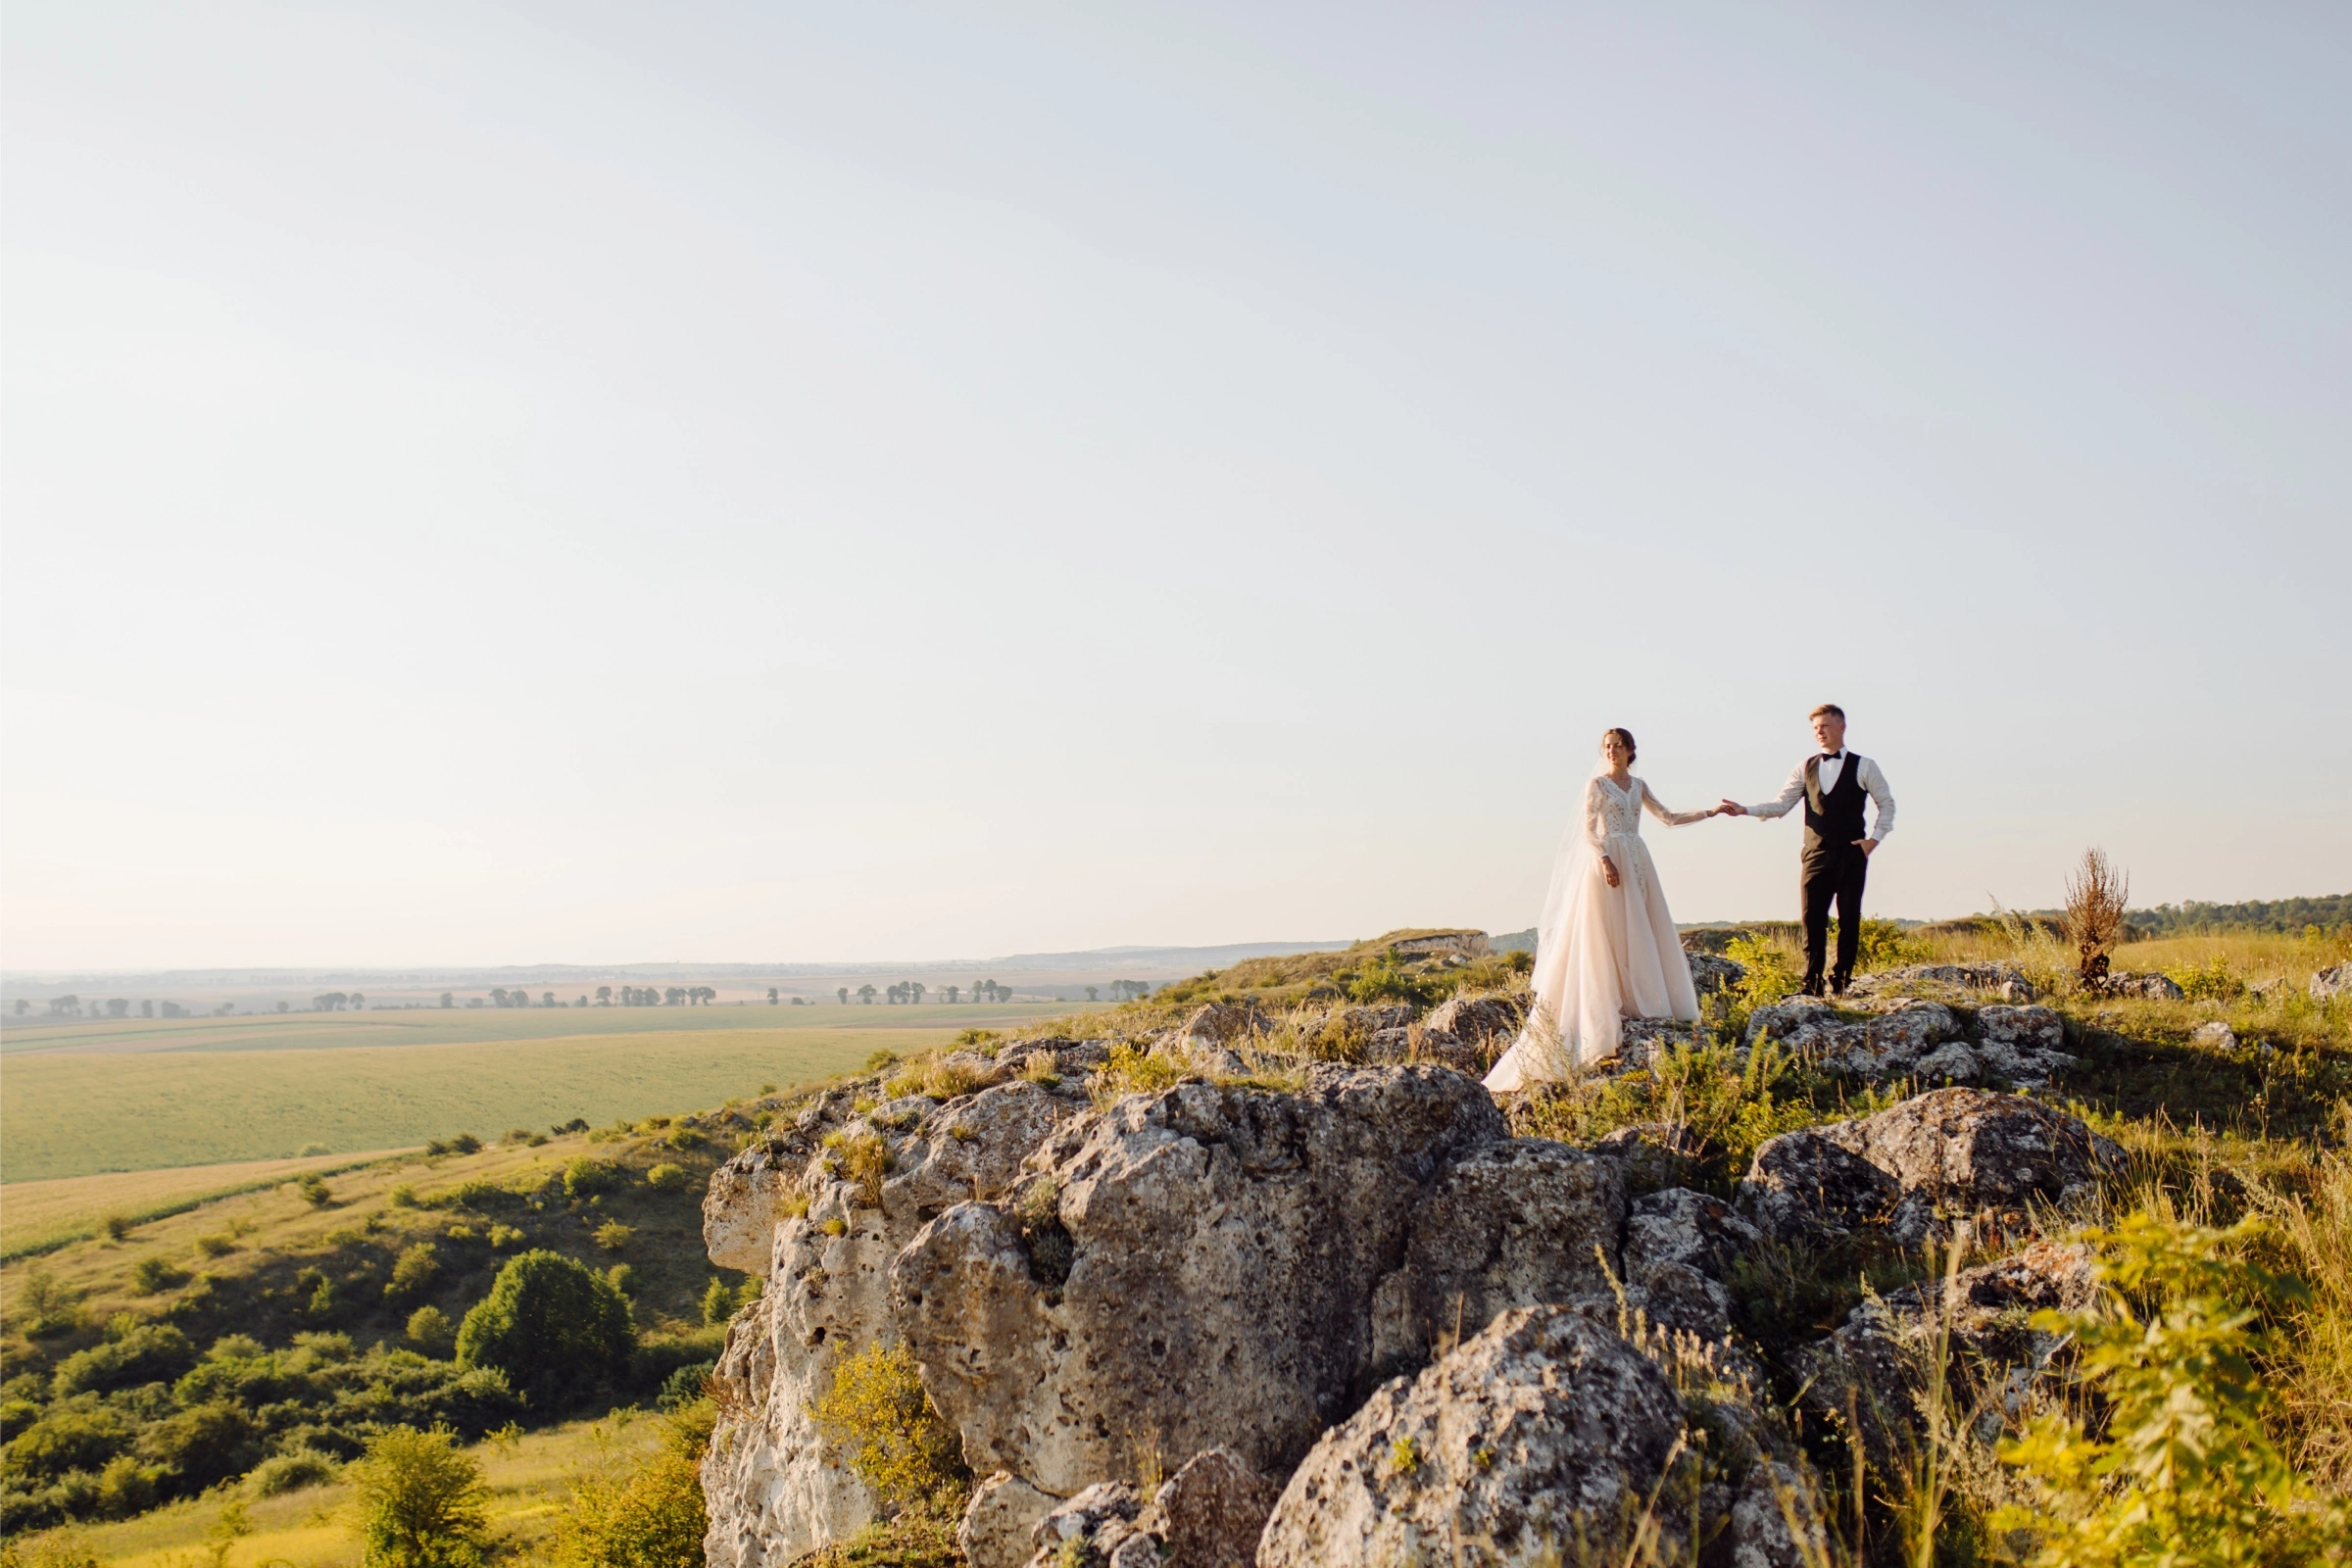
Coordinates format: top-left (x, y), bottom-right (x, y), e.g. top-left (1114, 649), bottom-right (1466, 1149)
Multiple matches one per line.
top-left (1600, 855), bottom-right (1622, 889)
top-left (1717, 799), bottom-right (1746, 817)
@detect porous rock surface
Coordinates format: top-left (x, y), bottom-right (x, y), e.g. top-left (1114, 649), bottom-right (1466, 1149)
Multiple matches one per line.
top-left (893, 1065), bottom-right (1507, 1495)
top-left (2315, 962), bottom-right (2352, 1002)
top-left (702, 1072), bottom-right (1092, 1568)
top-left (1739, 1089), bottom-right (2122, 1249)
top-left (1743, 994), bottom-right (2075, 1088)
top-left (1795, 1239), bottom-right (2098, 1469)
top-left (1258, 1305), bottom-right (1819, 1568)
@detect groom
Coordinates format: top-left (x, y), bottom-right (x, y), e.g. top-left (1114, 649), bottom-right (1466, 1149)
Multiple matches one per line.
top-left (1720, 704), bottom-right (1897, 996)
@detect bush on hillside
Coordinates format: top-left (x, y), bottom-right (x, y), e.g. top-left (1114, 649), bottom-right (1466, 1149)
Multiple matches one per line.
top-left (456, 1251), bottom-right (633, 1411)
top-left (563, 1159), bottom-right (624, 1202)
top-left (48, 1324), bottom-right (194, 1397)
top-left (406, 1306), bottom-right (456, 1357)
top-left (545, 1402), bottom-right (713, 1568)
top-left (249, 1447), bottom-right (340, 1495)
top-left (807, 1342), bottom-right (967, 1510)
top-left (644, 1163), bottom-right (691, 1192)
top-left (350, 1425), bottom-right (489, 1568)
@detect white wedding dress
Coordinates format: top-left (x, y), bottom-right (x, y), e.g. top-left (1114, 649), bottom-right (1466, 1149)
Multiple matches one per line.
top-left (1485, 771), bottom-right (1709, 1090)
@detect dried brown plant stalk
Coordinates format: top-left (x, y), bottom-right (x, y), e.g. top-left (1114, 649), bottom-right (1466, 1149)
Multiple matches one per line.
top-left (2063, 847), bottom-right (2130, 988)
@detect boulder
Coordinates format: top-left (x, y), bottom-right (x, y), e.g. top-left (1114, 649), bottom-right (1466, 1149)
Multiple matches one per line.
top-left (1794, 1240), bottom-right (2098, 1473)
top-left (1368, 1138), bottom-right (1627, 1378)
top-left (1138, 1448), bottom-right (1284, 1568)
top-left (1621, 1188), bottom-right (1763, 1342)
top-left (892, 1065), bottom-right (1508, 1497)
top-left (1743, 997), bottom-right (1861, 1052)
top-left (1023, 1481), bottom-right (1143, 1568)
top-left (2190, 1020), bottom-right (2238, 1051)
top-left (705, 1137), bottom-right (811, 1274)
top-left (1687, 953), bottom-right (1747, 997)
top-left (961, 1472), bottom-right (1058, 1568)
top-left (1814, 1001), bottom-right (1960, 1080)
top-left (702, 1079), bottom-right (1091, 1568)
top-left (1736, 1131), bottom-right (1902, 1242)
top-left (1417, 995), bottom-right (1526, 1073)
top-left (1849, 962), bottom-right (2038, 1002)
top-left (1255, 1307), bottom-right (1690, 1568)
top-left (1257, 1306), bottom-right (1818, 1568)
top-left (2315, 962), bottom-right (2352, 1003)
top-left (1177, 1002), bottom-right (1273, 1046)
top-left (1592, 1121), bottom-right (1699, 1194)
top-left (1973, 1005), bottom-right (2075, 1087)
top-left (1819, 1089), bottom-right (2125, 1248)
top-left (2104, 971), bottom-right (2186, 1001)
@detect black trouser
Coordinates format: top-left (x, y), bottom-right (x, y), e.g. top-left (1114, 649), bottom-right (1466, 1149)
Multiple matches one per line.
top-left (1801, 843), bottom-right (1869, 994)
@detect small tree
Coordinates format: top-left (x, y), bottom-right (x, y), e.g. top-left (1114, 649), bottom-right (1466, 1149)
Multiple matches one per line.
top-left (858, 984), bottom-right (876, 1005)
top-left (545, 1400), bottom-right (712, 1568)
top-left (408, 1305), bottom-right (456, 1356)
top-left (2065, 847), bottom-right (2132, 989)
top-left (350, 1425), bottom-right (490, 1568)
top-left (595, 986), bottom-right (612, 1005)
top-left (457, 1250), bottom-right (634, 1410)
top-left (440, 992), bottom-right (454, 1008)
top-left (837, 987), bottom-right (849, 1005)
top-left (767, 988), bottom-right (779, 1004)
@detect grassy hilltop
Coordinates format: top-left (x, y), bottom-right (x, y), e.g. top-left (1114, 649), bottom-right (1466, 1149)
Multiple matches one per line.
top-left (3, 908), bottom-right (2349, 1566)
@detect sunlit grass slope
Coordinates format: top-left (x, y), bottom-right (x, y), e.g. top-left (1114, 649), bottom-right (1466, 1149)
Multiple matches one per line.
top-left (1, 1152), bottom-right (408, 1259)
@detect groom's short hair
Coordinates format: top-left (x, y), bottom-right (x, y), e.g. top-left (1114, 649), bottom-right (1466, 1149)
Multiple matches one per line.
top-left (1809, 703), bottom-right (1846, 721)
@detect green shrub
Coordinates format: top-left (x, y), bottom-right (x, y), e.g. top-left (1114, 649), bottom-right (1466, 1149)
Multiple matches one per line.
top-left (645, 1163), bottom-right (691, 1192)
top-left (1723, 934), bottom-right (1798, 1006)
top-left (658, 1362), bottom-right (715, 1412)
top-left (605, 1265), bottom-right (638, 1298)
top-left (90, 1454), bottom-right (164, 1520)
top-left (134, 1399), bottom-right (260, 1492)
top-left (661, 1126), bottom-right (706, 1151)
top-left (701, 1279), bottom-right (738, 1327)
top-left (386, 1244), bottom-right (440, 1301)
top-left (807, 1342), bottom-right (967, 1509)
top-left (49, 1324), bottom-right (195, 1396)
top-left (298, 1174), bottom-right (333, 1208)
top-left (389, 1184), bottom-right (419, 1208)
top-left (100, 1215), bottom-right (133, 1242)
top-left (563, 1159), bottom-right (624, 1202)
top-left (12, 1268), bottom-right (83, 1339)
top-left (191, 1233), bottom-right (236, 1258)
top-left (350, 1425), bottom-right (489, 1568)
top-left (2167, 956), bottom-right (2247, 1003)
top-left (128, 1257), bottom-right (188, 1297)
top-left (593, 1221), bottom-right (634, 1252)
top-left (249, 1447), bottom-right (340, 1495)
top-left (545, 1402), bottom-right (711, 1568)
top-left (1992, 1211), bottom-right (2348, 1565)
top-left (456, 1251), bottom-right (634, 1410)
top-left (407, 1306), bottom-right (456, 1357)
top-left (4, 1404), bottom-right (135, 1484)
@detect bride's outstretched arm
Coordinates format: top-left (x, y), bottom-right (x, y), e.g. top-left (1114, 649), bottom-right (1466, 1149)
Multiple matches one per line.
top-left (1640, 782), bottom-right (1724, 827)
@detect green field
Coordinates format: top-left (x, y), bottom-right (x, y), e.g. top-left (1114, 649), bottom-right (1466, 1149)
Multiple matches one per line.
top-left (0, 1000), bottom-right (1057, 1054)
top-left (0, 1149), bottom-right (410, 1258)
top-left (0, 1025), bottom-right (955, 1184)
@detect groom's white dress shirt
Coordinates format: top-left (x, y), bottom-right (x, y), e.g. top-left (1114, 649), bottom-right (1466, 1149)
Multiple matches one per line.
top-left (1746, 753), bottom-right (1896, 842)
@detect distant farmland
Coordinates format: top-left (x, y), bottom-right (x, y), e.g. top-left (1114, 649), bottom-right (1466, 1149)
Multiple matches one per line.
top-left (0, 1003), bottom-right (1083, 1182)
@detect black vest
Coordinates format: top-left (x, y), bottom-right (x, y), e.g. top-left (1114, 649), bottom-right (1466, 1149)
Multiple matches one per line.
top-left (1802, 754), bottom-right (1869, 857)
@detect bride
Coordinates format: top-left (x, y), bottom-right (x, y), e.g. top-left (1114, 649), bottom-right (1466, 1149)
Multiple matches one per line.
top-left (1485, 728), bottom-right (1729, 1091)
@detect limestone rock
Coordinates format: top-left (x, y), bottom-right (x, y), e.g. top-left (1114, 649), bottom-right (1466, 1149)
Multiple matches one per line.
top-left (2315, 962), bottom-right (2352, 1002)
top-left (1849, 962), bottom-right (2038, 1001)
top-left (1743, 997), bottom-right (1860, 1051)
top-left (2190, 1020), bottom-right (2238, 1051)
top-left (705, 1137), bottom-right (810, 1274)
top-left (961, 1472), bottom-right (1057, 1568)
top-left (1592, 1121), bottom-right (1699, 1194)
top-left (1417, 995), bottom-right (1526, 1073)
top-left (1736, 1130), bottom-right (1901, 1242)
top-left (1622, 1187), bottom-right (1762, 1342)
top-left (1819, 1089), bottom-right (2125, 1248)
top-left (703, 1079), bottom-right (1090, 1568)
top-left (1795, 1240), bottom-right (2097, 1472)
top-left (1972, 1005), bottom-right (2076, 1086)
top-left (1368, 1138), bottom-right (1627, 1378)
top-left (1255, 1306), bottom-right (1689, 1568)
top-left (893, 1065), bottom-right (1507, 1497)
top-left (1815, 1001), bottom-right (1960, 1079)
top-left (1687, 953), bottom-right (1747, 997)
top-left (2104, 970), bottom-right (2186, 1001)
top-left (1023, 1482), bottom-right (1144, 1568)
top-left (1137, 1448), bottom-right (1283, 1568)
top-left (1178, 1001), bottom-right (1273, 1046)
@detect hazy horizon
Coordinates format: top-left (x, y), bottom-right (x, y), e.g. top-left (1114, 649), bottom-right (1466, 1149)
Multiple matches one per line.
top-left (7, 3), bottom-right (2348, 970)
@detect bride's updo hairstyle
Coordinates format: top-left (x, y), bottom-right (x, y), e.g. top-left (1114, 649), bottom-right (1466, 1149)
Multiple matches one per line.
top-left (1601, 727), bottom-right (1637, 761)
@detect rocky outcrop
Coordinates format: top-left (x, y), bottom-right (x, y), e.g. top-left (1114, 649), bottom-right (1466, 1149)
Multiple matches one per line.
top-left (1795, 1240), bottom-right (2098, 1470)
top-left (1013, 1449), bottom-right (1283, 1568)
top-left (1742, 995), bottom-right (2074, 1089)
top-left (2315, 962), bottom-right (2352, 1002)
top-left (894, 1065), bottom-right (1507, 1498)
top-left (1367, 1138), bottom-right (1626, 1378)
top-left (703, 1075), bottom-right (1093, 1568)
top-left (1848, 961), bottom-right (2038, 1002)
top-left (2103, 970), bottom-right (2186, 1001)
top-left (1416, 995), bottom-right (1525, 1073)
top-left (1738, 1090), bottom-right (2122, 1250)
top-left (1687, 953), bottom-right (1747, 996)
top-left (1258, 1305), bottom-right (1819, 1568)
top-left (1621, 1188), bottom-right (1764, 1342)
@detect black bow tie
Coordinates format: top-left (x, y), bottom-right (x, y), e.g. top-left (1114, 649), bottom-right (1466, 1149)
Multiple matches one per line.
top-left (1820, 752), bottom-right (1843, 762)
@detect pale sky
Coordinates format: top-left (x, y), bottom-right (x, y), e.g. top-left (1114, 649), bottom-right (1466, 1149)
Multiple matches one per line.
top-left (4, 2), bottom-right (2347, 970)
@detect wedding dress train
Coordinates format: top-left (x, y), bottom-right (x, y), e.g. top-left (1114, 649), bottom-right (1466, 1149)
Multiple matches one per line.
top-left (1485, 773), bottom-right (1709, 1090)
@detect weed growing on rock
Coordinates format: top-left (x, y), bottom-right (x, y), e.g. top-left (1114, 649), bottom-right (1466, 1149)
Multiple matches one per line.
top-left (1092, 1042), bottom-right (1185, 1103)
top-left (808, 1342), bottom-right (968, 1512)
